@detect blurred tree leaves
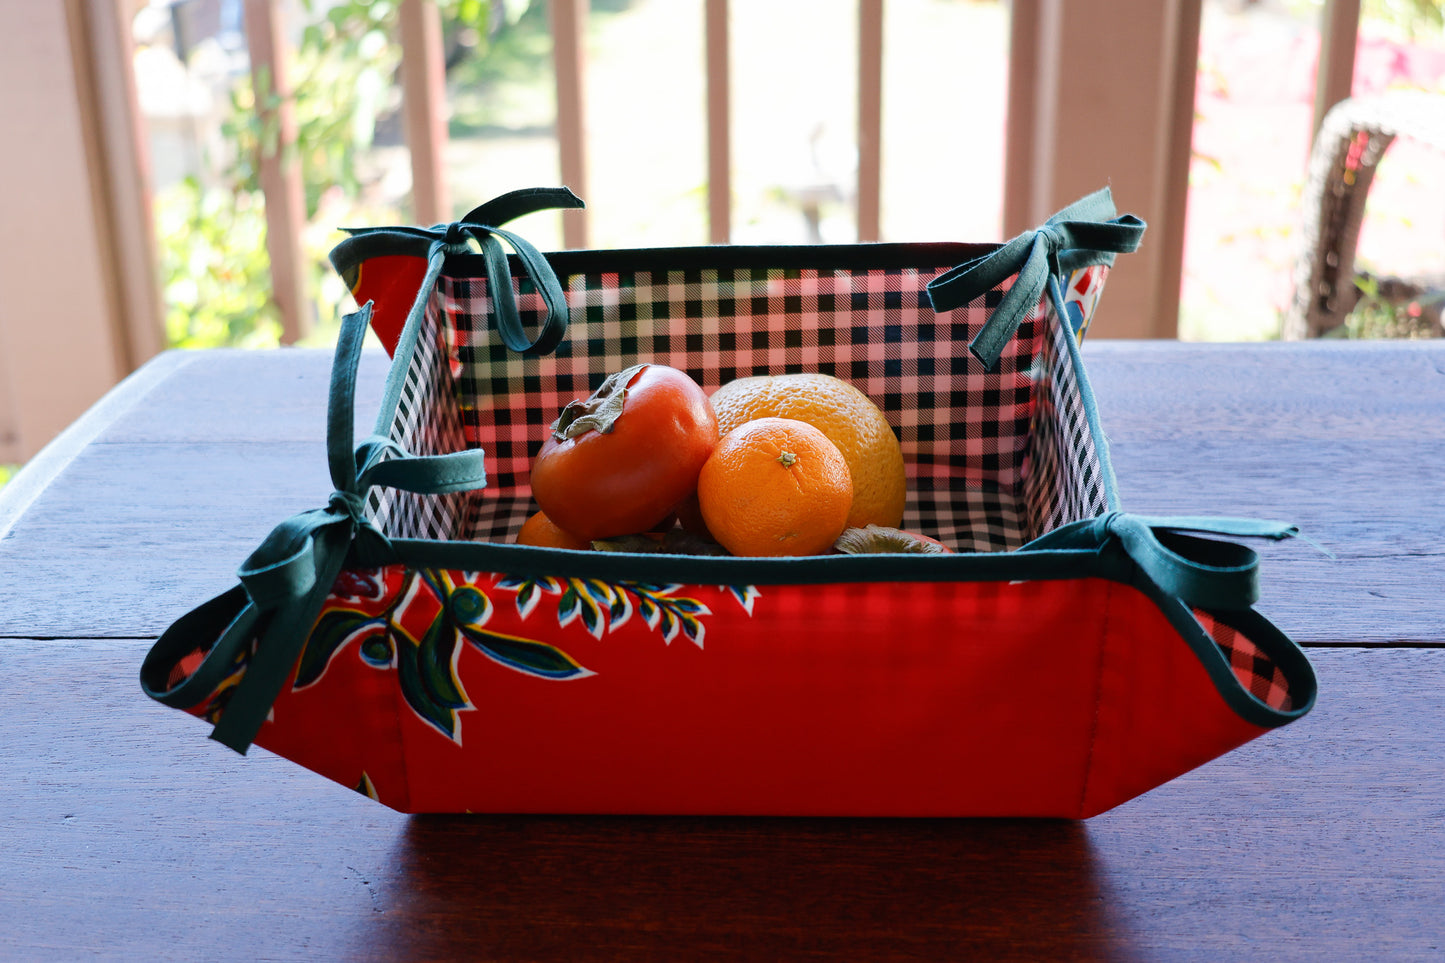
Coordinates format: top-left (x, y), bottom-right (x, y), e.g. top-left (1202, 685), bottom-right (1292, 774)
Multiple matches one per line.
top-left (159, 1), bottom-right (543, 349)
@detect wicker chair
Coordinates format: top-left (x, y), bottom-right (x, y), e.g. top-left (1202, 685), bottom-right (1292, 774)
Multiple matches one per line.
top-left (1284, 90), bottom-right (1445, 339)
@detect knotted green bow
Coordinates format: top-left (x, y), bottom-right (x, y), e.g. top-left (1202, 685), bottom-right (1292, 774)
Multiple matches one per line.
top-left (1023, 512), bottom-right (1318, 726)
top-left (1024, 512), bottom-right (1301, 612)
top-left (141, 302), bottom-right (490, 753)
top-left (342, 186), bottom-right (584, 356)
top-left (926, 187), bottom-right (1146, 371)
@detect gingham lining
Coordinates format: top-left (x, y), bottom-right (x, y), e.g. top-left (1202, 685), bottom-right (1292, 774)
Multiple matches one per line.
top-left (371, 251), bottom-right (1112, 553)
top-left (1025, 268), bottom-right (1112, 538)
top-left (364, 282), bottom-right (470, 540)
top-left (1193, 609), bottom-right (1296, 712)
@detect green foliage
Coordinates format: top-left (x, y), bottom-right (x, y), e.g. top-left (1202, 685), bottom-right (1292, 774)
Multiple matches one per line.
top-left (446, 1), bottom-right (556, 133)
top-left (1333, 272), bottom-right (1445, 338)
top-left (222, 1), bottom-right (422, 220)
top-left (1365, 0), bottom-right (1445, 38)
top-left (162, 1), bottom-right (502, 350)
top-left (156, 178), bottom-right (283, 349)
top-left (158, 1), bottom-right (644, 350)
top-left (1288, 0), bottom-right (1445, 38)
top-left (444, 1), bottom-right (638, 135)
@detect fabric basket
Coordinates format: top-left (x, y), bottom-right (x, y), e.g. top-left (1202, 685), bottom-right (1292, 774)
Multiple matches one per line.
top-left (141, 187), bottom-right (1317, 818)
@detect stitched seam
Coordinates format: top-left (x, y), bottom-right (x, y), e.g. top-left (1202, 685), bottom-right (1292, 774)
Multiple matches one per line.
top-left (1077, 579), bottom-right (1114, 817)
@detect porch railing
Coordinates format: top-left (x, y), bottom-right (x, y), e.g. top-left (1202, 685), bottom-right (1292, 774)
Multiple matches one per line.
top-left (0, 0), bottom-right (1373, 464)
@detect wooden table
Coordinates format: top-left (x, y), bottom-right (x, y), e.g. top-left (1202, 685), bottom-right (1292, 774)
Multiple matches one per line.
top-left (2, 341), bottom-right (1442, 960)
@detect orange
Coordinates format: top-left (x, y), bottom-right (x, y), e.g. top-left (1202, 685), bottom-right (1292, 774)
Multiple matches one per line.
top-left (697, 417), bottom-right (853, 557)
top-left (709, 372), bottom-right (906, 530)
top-left (516, 510), bottom-right (592, 550)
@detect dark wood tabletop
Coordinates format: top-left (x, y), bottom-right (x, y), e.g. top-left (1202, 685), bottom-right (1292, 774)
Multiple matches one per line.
top-left (2, 340), bottom-right (1443, 961)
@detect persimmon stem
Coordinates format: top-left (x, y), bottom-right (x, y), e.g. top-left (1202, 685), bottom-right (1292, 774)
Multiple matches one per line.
top-left (550, 363), bottom-right (650, 441)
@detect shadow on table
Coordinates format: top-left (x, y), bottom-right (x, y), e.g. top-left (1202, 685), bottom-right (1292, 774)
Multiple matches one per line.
top-left (345, 814), bottom-right (1144, 960)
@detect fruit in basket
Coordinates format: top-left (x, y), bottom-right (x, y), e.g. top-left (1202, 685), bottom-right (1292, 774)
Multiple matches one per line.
top-left (709, 372), bottom-right (906, 530)
top-left (697, 417), bottom-right (853, 557)
top-left (671, 490), bottom-right (714, 540)
top-left (833, 525), bottom-right (953, 555)
top-left (515, 510), bottom-right (593, 551)
top-left (530, 364), bottom-right (719, 540)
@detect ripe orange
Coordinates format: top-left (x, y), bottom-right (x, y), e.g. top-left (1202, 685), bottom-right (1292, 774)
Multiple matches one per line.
top-left (709, 372), bottom-right (906, 530)
top-left (516, 510), bottom-right (593, 550)
top-left (697, 417), bottom-right (853, 557)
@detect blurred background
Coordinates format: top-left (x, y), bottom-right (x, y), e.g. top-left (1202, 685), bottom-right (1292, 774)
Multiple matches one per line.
top-left (1, 0), bottom-right (1443, 478)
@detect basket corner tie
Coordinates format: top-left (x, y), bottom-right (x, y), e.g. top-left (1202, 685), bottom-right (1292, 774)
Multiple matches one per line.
top-left (339, 186), bottom-right (585, 356)
top-left (1102, 514), bottom-right (1281, 612)
top-left (207, 431), bottom-right (487, 754)
top-left (207, 487), bottom-right (386, 755)
top-left (924, 192), bottom-right (1147, 371)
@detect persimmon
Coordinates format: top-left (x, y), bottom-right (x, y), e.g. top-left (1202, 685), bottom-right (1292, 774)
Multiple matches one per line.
top-left (670, 491), bottom-right (714, 541)
top-left (530, 364), bottom-right (718, 540)
top-left (515, 510), bottom-right (593, 551)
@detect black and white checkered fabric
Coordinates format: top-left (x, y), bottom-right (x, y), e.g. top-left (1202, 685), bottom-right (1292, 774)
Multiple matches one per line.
top-left (368, 248), bottom-right (1112, 553)
top-left (1025, 270), bottom-right (1112, 537)
top-left (365, 284), bottom-right (471, 541)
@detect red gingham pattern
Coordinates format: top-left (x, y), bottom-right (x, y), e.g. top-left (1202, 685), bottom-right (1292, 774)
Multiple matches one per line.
top-left (1193, 609), bottom-right (1296, 712)
top-left (368, 251), bottom-right (1112, 554)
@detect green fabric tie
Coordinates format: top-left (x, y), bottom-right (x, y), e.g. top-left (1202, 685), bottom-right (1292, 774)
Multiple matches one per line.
top-left (1023, 512), bottom-right (1300, 611)
top-left (925, 187), bottom-right (1147, 371)
top-left (141, 301), bottom-right (490, 753)
top-left (341, 186), bottom-right (584, 356)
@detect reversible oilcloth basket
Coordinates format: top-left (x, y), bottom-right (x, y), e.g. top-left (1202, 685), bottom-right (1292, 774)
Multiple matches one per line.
top-left (141, 187), bottom-right (1317, 818)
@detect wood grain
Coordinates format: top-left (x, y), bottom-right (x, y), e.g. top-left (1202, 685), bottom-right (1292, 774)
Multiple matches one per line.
top-left (1, 642), bottom-right (1439, 960)
top-left (0, 349), bottom-right (385, 637)
top-left (1086, 341), bottom-right (1445, 646)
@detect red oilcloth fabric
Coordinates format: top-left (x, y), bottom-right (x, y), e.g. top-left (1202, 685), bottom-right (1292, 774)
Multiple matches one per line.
top-left (339, 253), bottom-right (429, 355)
top-left (168, 565), bottom-right (1296, 818)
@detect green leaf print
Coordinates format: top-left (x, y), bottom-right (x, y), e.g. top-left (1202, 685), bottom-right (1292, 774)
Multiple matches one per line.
top-left (461, 625), bottom-right (595, 680)
top-left (295, 608), bottom-right (385, 689)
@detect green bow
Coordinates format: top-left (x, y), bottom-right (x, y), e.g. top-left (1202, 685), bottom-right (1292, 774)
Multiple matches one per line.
top-left (926, 187), bottom-right (1147, 371)
top-left (140, 302), bottom-right (489, 753)
top-left (341, 186), bottom-right (584, 356)
top-left (1024, 512), bottom-right (1300, 612)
